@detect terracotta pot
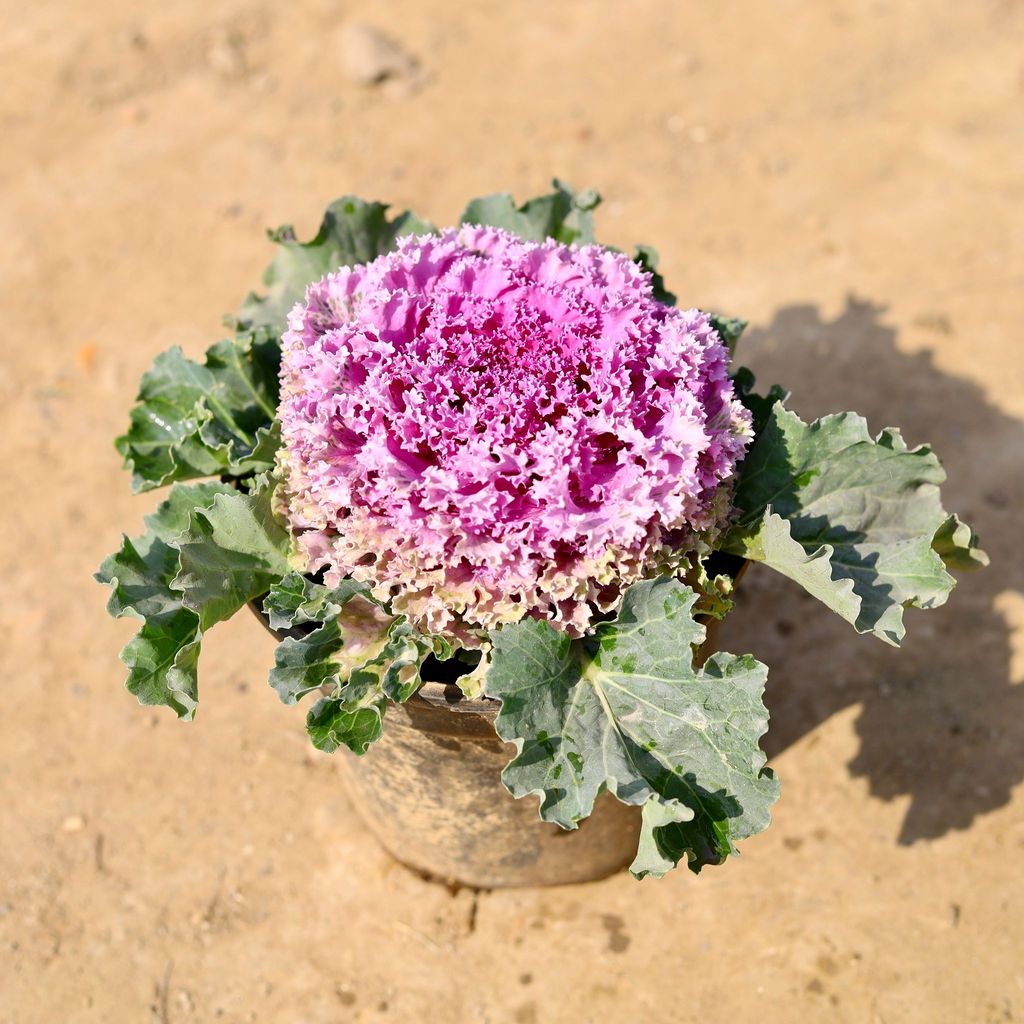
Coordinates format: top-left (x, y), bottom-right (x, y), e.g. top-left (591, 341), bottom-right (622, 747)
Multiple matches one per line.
top-left (252, 601), bottom-right (726, 889)
top-left (339, 681), bottom-right (642, 888)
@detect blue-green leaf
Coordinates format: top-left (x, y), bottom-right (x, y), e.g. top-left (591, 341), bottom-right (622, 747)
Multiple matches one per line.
top-left (484, 578), bottom-right (778, 876)
top-left (724, 404), bottom-right (987, 644)
top-left (171, 480), bottom-right (293, 630)
top-left (460, 179), bottom-right (601, 245)
top-left (95, 481), bottom-right (236, 719)
top-left (237, 196), bottom-right (434, 337)
top-left (116, 330), bottom-right (281, 493)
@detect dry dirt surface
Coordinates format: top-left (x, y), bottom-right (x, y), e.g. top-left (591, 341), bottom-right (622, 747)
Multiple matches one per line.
top-left (2, 2), bottom-right (1023, 1022)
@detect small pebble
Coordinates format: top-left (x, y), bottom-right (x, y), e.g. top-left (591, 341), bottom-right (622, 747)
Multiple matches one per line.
top-left (913, 311), bottom-right (953, 335)
top-left (61, 815), bottom-right (86, 833)
top-left (206, 29), bottom-right (247, 79)
top-left (339, 23), bottom-right (419, 86)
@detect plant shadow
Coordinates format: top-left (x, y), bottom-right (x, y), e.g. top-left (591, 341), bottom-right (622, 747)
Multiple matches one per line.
top-left (719, 296), bottom-right (1024, 843)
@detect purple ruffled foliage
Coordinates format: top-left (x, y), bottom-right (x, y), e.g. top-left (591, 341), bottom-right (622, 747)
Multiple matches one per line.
top-left (278, 226), bottom-right (751, 638)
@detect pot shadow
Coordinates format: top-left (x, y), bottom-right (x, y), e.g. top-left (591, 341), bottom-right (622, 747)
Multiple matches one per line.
top-left (718, 296), bottom-right (1024, 844)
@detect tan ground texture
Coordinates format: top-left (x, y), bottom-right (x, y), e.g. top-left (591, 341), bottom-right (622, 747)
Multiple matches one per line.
top-left (2, 1), bottom-right (1023, 1021)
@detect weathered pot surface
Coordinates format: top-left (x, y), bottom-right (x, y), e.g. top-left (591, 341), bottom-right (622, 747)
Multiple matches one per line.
top-left (340, 681), bottom-right (642, 888)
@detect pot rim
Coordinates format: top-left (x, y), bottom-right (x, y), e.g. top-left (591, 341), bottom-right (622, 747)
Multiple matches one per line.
top-left (247, 552), bottom-right (747, 716)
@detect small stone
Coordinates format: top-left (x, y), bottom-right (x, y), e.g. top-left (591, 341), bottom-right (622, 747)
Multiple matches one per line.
top-left (250, 72), bottom-right (277, 94)
top-left (206, 29), bottom-right (247, 79)
top-left (913, 311), bottom-right (953, 335)
top-left (61, 815), bottom-right (86, 833)
top-left (119, 27), bottom-right (148, 51)
top-left (339, 23), bottom-right (419, 86)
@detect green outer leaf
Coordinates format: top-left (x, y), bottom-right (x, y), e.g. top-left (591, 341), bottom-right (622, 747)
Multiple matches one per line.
top-left (271, 618), bottom-right (350, 705)
top-left (731, 366), bottom-right (789, 437)
top-left (265, 577), bottom-right (433, 754)
top-left (689, 555), bottom-right (737, 621)
top-left (708, 314), bottom-right (748, 355)
top-left (116, 330), bottom-right (281, 493)
top-left (194, 332), bottom-right (280, 464)
top-left (283, 617), bottom-right (432, 754)
top-left (95, 481), bottom-right (235, 719)
top-left (484, 578), bottom-right (778, 877)
top-left (172, 482), bottom-right (293, 630)
top-left (306, 694), bottom-right (386, 756)
top-left (460, 179), bottom-right (601, 245)
top-left (115, 347), bottom-right (225, 492)
top-left (118, 614), bottom-right (202, 720)
top-left (268, 585), bottom-right (395, 705)
top-left (262, 572), bottom-right (377, 631)
top-left (632, 244), bottom-right (677, 306)
top-left (932, 513), bottom-right (990, 571)
top-left (237, 197), bottom-right (435, 336)
top-left (724, 404), bottom-right (984, 645)
top-left (728, 510), bottom-right (862, 626)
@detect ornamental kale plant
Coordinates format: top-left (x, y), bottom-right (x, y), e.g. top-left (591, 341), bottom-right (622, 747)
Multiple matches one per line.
top-left (97, 182), bottom-right (986, 877)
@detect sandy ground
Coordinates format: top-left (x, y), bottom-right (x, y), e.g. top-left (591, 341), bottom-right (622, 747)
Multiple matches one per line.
top-left (2, 2), bottom-right (1023, 1021)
